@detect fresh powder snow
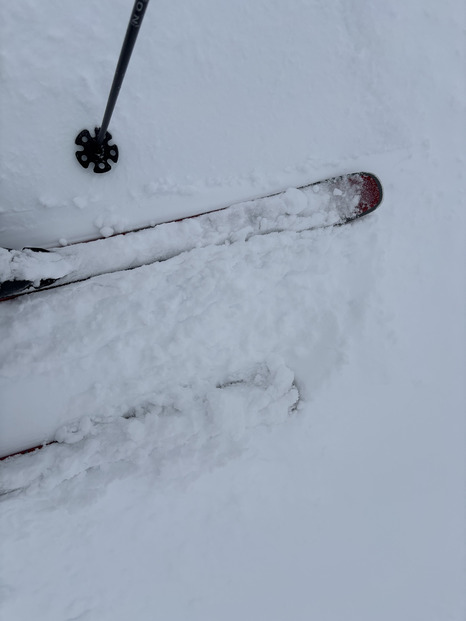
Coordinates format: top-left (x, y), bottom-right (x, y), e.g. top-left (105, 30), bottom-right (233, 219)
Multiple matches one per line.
top-left (0, 1), bottom-right (465, 620)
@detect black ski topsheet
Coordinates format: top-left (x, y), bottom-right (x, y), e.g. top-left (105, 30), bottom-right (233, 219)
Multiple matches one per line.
top-left (0, 172), bottom-right (383, 302)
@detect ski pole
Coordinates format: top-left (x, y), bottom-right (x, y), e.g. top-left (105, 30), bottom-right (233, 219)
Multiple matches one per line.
top-left (75, 0), bottom-right (151, 174)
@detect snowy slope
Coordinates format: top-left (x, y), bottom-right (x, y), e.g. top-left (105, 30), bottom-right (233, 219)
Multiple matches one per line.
top-left (1, 1), bottom-right (465, 620)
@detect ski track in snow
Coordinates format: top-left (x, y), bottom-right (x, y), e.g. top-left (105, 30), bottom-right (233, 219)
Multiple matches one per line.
top-left (0, 219), bottom-right (378, 490)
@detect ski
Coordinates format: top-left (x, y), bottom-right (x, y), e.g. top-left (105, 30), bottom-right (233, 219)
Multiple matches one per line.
top-left (0, 172), bottom-right (382, 302)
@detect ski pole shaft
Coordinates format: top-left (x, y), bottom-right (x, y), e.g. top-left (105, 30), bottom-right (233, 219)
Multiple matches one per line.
top-left (97, 0), bottom-right (150, 145)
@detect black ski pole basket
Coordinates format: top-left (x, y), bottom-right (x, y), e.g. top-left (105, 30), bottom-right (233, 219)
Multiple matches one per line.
top-left (75, 0), bottom-right (150, 173)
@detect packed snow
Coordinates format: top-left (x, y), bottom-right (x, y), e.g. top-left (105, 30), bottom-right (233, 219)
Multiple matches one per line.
top-left (1, 0), bottom-right (465, 620)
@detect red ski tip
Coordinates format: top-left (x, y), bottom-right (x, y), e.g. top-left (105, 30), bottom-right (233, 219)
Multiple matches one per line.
top-left (355, 172), bottom-right (383, 216)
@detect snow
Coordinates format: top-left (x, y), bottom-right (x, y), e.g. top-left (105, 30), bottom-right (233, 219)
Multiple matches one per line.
top-left (0, 217), bottom-right (370, 457)
top-left (1, 0), bottom-right (465, 620)
top-left (0, 0), bottom-right (400, 249)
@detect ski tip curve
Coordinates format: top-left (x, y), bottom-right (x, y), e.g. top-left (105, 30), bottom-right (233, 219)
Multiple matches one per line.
top-left (355, 172), bottom-right (383, 217)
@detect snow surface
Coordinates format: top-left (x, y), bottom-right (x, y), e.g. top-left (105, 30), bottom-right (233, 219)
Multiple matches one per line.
top-left (1, 0), bottom-right (465, 620)
top-left (1, 0), bottom-right (401, 249)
